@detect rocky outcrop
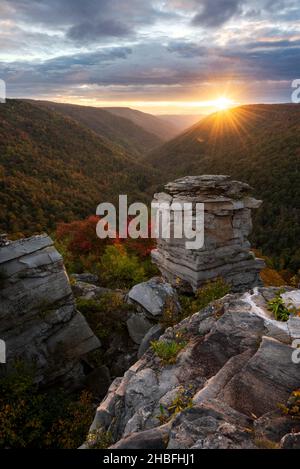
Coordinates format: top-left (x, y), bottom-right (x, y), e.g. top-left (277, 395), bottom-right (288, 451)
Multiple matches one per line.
top-left (0, 234), bottom-right (100, 389)
top-left (152, 175), bottom-right (265, 293)
top-left (85, 287), bottom-right (300, 449)
top-left (126, 277), bottom-right (180, 345)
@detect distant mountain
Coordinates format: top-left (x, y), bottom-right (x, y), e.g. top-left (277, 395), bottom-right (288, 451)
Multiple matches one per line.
top-left (157, 114), bottom-right (205, 133)
top-left (0, 100), bottom-right (156, 235)
top-left (26, 100), bottom-right (162, 158)
top-left (103, 107), bottom-right (179, 141)
top-left (147, 104), bottom-right (300, 271)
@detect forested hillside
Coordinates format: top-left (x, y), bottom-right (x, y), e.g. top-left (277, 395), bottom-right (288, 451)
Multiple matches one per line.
top-left (103, 107), bottom-right (179, 141)
top-left (147, 104), bottom-right (300, 271)
top-left (0, 100), bottom-right (156, 236)
top-left (28, 100), bottom-right (162, 158)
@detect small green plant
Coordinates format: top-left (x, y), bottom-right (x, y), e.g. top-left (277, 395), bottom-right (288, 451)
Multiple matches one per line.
top-left (157, 404), bottom-right (169, 425)
top-left (86, 429), bottom-right (113, 449)
top-left (267, 290), bottom-right (291, 322)
top-left (168, 387), bottom-right (193, 415)
top-left (157, 386), bottom-right (193, 424)
top-left (151, 339), bottom-right (186, 365)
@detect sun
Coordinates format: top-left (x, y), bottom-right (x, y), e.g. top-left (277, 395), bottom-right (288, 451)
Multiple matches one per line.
top-left (214, 97), bottom-right (234, 111)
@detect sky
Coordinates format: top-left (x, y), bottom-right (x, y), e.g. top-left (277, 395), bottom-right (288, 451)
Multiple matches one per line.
top-left (0, 0), bottom-right (300, 114)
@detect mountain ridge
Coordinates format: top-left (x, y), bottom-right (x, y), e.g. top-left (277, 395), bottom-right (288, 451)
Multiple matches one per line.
top-left (103, 106), bottom-right (179, 141)
top-left (25, 99), bottom-right (163, 158)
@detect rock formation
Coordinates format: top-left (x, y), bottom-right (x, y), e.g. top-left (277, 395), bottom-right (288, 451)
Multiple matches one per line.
top-left (127, 277), bottom-right (180, 347)
top-left (84, 287), bottom-right (300, 449)
top-left (152, 175), bottom-right (265, 292)
top-left (69, 276), bottom-right (178, 384)
top-left (0, 234), bottom-right (100, 389)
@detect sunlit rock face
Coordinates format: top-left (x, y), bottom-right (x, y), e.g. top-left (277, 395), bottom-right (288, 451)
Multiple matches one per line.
top-left (0, 234), bottom-right (100, 389)
top-left (152, 175), bottom-right (265, 293)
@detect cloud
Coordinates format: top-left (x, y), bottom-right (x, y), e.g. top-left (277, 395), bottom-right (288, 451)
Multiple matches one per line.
top-left (2, 0), bottom-right (108, 27)
top-left (0, 0), bottom-right (299, 105)
top-left (167, 41), bottom-right (208, 58)
top-left (1, 0), bottom-right (168, 41)
top-left (192, 0), bottom-right (242, 27)
top-left (67, 19), bottom-right (131, 42)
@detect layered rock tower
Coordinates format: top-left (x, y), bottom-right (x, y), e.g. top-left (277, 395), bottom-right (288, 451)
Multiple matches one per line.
top-left (152, 175), bottom-right (265, 292)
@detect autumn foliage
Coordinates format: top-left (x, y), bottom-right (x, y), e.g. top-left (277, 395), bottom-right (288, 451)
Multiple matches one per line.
top-left (55, 215), bottom-right (158, 287)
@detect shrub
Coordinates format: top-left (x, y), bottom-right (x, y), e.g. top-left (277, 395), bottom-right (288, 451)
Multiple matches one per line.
top-left (160, 298), bottom-right (182, 328)
top-left (195, 278), bottom-right (230, 308)
top-left (86, 429), bottom-right (113, 449)
top-left (45, 391), bottom-right (94, 449)
top-left (260, 267), bottom-right (286, 287)
top-left (278, 389), bottom-right (300, 418)
top-left (151, 340), bottom-right (186, 365)
top-left (54, 215), bottom-right (159, 282)
top-left (98, 244), bottom-right (146, 289)
top-left (76, 292), bottom-right (134, 342)
top-left (0, 361), bottom-right (94, 449)
top-left (180, 278), bottom-right (230, 318)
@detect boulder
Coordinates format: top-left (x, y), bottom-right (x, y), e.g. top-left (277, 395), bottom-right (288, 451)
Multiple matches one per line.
top-left (280, 432), bottom-right (300, 449)
top-left (127, 277), bottom-right (181, 319)
top-left (126, 313), bottom-right (153, 345)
